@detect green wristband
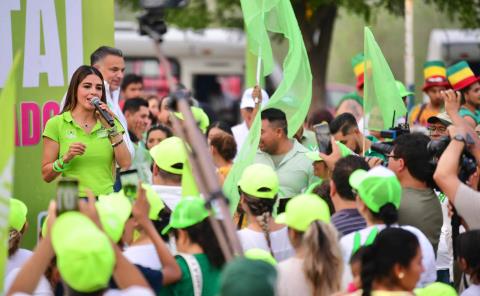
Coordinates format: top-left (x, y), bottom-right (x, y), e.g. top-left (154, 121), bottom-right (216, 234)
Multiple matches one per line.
top-left (53, 160), bottom-right (63, 173)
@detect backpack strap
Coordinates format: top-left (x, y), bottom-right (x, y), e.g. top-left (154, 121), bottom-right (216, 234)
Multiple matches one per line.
top-left (351, 227), bottom-right (379, 256)
top-left (177, 253), bottom-right (203, 296)
top-left (414, 103), bottom-right (427, 124)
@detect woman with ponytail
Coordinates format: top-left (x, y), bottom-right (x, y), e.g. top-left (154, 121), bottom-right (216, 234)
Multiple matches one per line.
top-left (348, 227), bottom-right (423, 296)
top-left (237, 164), bottom-right (295, 261)
top-left (340, 166), bottom-right (436, 290)
top-left (275, 193), bottom-right (343, 296)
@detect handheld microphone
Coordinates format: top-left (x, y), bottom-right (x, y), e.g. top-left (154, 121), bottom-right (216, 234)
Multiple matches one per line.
top-left (90, 97), bottom-right (115, 127)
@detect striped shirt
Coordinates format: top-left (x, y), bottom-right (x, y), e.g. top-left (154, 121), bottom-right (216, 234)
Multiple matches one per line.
top-left (331, 209), bottom-right (366, 237)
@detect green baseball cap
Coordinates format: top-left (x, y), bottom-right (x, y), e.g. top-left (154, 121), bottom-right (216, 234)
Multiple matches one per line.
top-left (51, 212), bottom-right (115, 292)
top-left (306, 141), bottom-right (353, 162)
top-left (220, 258), bottom-right (277, 296)
top-left (98, 192), bottom-right (132, 224)
top-left (174, 106), bottom-right (210, 133)
top-left (349, 166), bottom-right (401, 213)
top-left (238, 164), bottom-right (279, 199)
top-left (275, 194), bottom-right (330, 231)
top-left (139, 183), bottom-right (165, 220)
top-left (244, 248), bottom-right (277, 266)
top-left (96, 192), bottom-right (133, 243)
top-left (161, 196), bottom-right (210, 235)
top-left (414, 282), bottom-right (457, 296)
top-left (150, 136), bottom-right (187, 175)
top-left (9, 198), bottom-right (27, 231)
top-left (395, 80), bottom-right (414, 98)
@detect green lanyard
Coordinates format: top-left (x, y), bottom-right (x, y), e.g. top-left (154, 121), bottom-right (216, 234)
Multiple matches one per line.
top-left (352, 227), bottom-right (378, 256)
top-left (438, 192), bottom-right (447, 203)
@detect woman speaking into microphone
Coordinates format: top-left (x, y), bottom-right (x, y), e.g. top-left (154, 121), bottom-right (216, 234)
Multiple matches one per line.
top-left (42, 65), bottom-right (131, 197)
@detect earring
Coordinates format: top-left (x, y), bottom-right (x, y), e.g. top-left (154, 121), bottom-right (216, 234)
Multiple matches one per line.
top-left (398, 272), bottom-right (405, 279)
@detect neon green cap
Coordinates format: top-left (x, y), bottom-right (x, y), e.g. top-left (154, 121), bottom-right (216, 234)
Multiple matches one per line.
top-left (161, 196), bottom-right (210, 235)
top-left (349, 166), bottom-right (401, 213)
top-left (174, 106), bottom-right (210, 133)
top-left (51, 212), bottom-right (115, 292)
top-left (244, 248), bottom-right (277, 266)
top-left (238, 164), bottom-right (279, 199)
top-left (96, 192), bottom-right (132, 242)
top-left (98, 192), bottom-right (132, 224)
top-left (306, 141), bottom-right (353, 162)
top-left (139, 183), bottom-right (165, 220)
top-left (150, 136), bottom-right (187, 175)
top-left (275, 194), bottom-right (330, 231)
top-left (9, 198), bottom-right (27, 231)
top-left (414, 282), bottom-right (457, 296)
top-left (395, 80), bottom-right (414, 97)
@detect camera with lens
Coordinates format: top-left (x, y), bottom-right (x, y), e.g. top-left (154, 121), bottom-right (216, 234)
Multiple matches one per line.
top-left (427, 135), bottom-right (477, 183)
top-left (370, 117), bottom-right (411, 158)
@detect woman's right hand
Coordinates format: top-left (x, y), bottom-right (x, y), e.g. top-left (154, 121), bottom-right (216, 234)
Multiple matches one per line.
top-left (63, 142), bottom-right (86, 163)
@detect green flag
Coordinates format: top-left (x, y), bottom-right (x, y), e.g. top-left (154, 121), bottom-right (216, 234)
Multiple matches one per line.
top-left (363, 27), bottom-right (407, 131)
top-left (0, 51), bottom-right (22, 290)
top-left (224, 0), bottom-right (312, 213)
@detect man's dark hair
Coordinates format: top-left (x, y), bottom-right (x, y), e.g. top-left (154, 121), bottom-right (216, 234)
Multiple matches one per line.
top-left (329, 113), bottom-right (358, 135)
top-left (90, 46), bottom-right (123, 66)
top-left (393, 133), bottom-right (433, 184)
top-left (121, 74), bottom-right (144, 91)
top-left (122, 97), bottom-right (148, 114)
top-left (460, 83), bottom-right (475, 105)
top-left (332, 155), bottom-right (369, 201)
top-left (261, 108), bottom-right (288, 135)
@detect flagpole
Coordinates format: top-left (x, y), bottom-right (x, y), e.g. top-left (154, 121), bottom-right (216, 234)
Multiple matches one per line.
top-left (256, 53), bottom-right (262, 85)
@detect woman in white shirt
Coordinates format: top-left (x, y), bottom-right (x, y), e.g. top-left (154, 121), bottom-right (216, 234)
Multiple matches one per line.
top-left (7, 199), bottom-right (32, 275)
top-left (275, 193), bottom-right (343, 296)
top-left (236, 164), bottom-right (295, 262)
top-left (340, 166), bottom-right (436, 289)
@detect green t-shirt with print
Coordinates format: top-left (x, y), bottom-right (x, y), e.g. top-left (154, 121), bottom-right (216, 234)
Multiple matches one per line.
top-left (42, 111), bottom-right (124, 196)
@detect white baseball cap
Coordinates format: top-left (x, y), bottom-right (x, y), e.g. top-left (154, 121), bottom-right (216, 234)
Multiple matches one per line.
top-left (240, 88), bottom-right (270, 109)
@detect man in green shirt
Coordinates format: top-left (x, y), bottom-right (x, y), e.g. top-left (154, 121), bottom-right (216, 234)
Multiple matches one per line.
top-left (388, 133), bottom-right (442, 251)
top-left (255, 108), bottom-right (317, 213)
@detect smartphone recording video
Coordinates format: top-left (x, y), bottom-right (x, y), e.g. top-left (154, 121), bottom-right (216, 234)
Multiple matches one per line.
top-left (313, 122), bottom-right (332, 154)
top-left (56, 178), bottom-right (79, 215)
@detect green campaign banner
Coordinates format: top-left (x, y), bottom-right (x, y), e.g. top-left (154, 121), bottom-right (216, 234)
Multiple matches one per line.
top-left (0, 0), bottom-right (114, 249)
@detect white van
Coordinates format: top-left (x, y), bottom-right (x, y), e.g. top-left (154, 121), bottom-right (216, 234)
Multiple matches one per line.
top-left (115, 21), bottom-right (252, 124)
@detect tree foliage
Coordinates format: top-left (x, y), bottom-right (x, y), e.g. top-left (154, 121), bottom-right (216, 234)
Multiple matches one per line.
top-left (116, 0), bottom-right (480, 104)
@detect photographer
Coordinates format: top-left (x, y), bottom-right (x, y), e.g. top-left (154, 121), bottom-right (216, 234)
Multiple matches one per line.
top-left (434, 90), bottom-right (480, 230)
top-left (387, 133), bottom-right (442, 251)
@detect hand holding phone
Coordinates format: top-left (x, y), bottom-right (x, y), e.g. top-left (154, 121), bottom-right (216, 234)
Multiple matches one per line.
top-left (313, 122), bottom-right (332, 154)
top-left (56, 178), bottom-right (79, 215)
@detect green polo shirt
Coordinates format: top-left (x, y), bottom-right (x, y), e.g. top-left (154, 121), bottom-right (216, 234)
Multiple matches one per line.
top-left (255, 139), bottom-right (318, 199)
top-left (42, 111), bottom-right (124, 197)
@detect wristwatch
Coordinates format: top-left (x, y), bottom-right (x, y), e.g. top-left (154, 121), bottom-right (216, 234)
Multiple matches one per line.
top-left (453, 134), bottom-right (466, 143)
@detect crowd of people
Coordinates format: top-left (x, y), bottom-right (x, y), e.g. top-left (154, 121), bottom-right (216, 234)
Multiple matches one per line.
top-left (4, 45), bottom-right (480, 296)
